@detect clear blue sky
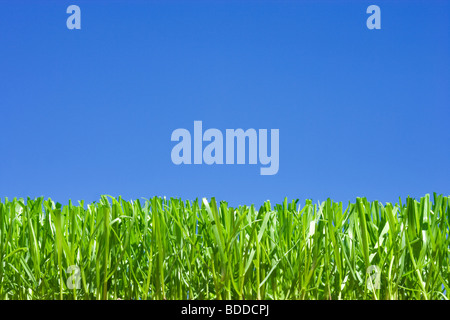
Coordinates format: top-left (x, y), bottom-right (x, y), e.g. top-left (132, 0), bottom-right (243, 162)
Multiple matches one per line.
top-left (0, 0), bottom-right (449, 206)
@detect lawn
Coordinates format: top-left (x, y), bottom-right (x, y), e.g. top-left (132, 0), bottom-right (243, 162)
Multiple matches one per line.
top-left (0, 194), bottom-right (448, 300)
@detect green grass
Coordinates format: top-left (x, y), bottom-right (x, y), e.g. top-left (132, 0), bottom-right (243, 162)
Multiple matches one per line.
top-left (0, 194), bottom-right (449, 300)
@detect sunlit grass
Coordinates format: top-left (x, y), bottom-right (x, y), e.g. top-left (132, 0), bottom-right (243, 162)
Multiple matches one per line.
top-left (0, 194), bottom-right (448, 300)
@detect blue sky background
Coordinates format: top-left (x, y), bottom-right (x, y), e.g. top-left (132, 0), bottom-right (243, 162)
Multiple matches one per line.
top-left (0, 0), bottom-right (449, 207)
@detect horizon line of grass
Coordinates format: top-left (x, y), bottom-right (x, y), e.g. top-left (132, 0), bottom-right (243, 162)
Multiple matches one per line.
top-left (0, 193), bottom-right (449, 300)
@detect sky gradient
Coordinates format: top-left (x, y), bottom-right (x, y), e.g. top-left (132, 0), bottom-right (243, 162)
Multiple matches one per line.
top-left (0, 0), bottom-right (449, 206)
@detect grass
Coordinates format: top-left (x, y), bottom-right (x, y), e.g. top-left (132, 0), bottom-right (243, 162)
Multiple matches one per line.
top-left (0, 193), bottom-right (449, 300)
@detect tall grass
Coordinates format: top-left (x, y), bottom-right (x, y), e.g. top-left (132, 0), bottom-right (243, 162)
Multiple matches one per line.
top-left (0, 194), bottom-right (449, 300)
